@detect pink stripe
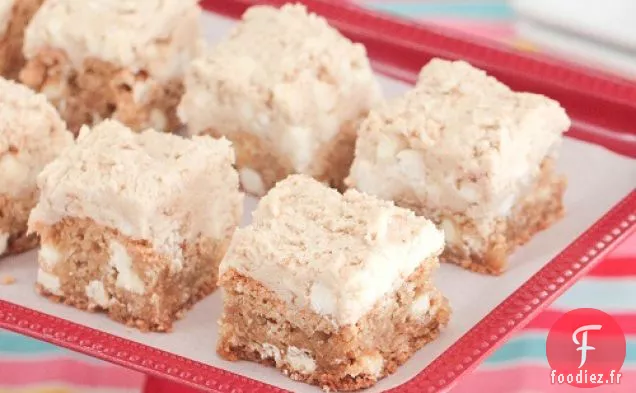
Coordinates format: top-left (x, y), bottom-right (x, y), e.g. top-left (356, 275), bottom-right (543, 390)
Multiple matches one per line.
top-left (588, 257), bottom-right (636, 277)
top-left (0, 358), bottom-right (144, 388)
top-left (608, 233), bottom-right (636, 257)
top-left (452, 366), bottom-right (633, 392)
top-left (525, 310), bottom-right (636, 333)
top-left (419, 19), bottom-right (515, 42)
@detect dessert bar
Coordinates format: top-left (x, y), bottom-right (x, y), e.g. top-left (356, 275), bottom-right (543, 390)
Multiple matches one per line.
top-left (218, 175), bottom-right (449, 391)
top-left (0, 77), bottom-right (72, 257)
top-left (29, 120), bottom-right (243, 331)
top-left (179, 4), bottom-right (381, 195)
top-left (20, 0), bottom-right (202, 134)
top-left (347, 59), bottom-right (570, 274)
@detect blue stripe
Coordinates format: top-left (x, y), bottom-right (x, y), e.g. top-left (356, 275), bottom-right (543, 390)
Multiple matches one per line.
top-left (0, 330), bottom-right (62, 354)
top-left (484, 334), bottom-right (636, 364)
top-left (485, 334), bottom-right (548, 364)
top-left (551, 279), bottom-right (636, 312)
top-left (365, 2), bottom-right (514, 19)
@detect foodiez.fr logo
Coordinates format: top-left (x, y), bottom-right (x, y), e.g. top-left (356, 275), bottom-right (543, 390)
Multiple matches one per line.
top-left (546, 308), bottom-right (626, 388)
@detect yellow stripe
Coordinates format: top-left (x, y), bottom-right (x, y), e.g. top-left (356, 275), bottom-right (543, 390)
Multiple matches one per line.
top-left (510, 38), bottom-right (539, 52)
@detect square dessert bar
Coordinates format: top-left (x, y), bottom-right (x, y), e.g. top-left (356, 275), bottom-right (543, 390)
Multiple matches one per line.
top-left (0, 77), bottom-right (72, 257)
top-left (218, 175), bottom-right (449, 391)
top-left (178, 4), bottom-right (382, 196)
top-left (28, 120), bottom-right (243, 331)
top-left (0, 0), bottom-right (44, 79)
top-left (347, 59), bottom-right (571, 275)
top-left (19, 0), bottom-right (202, 134)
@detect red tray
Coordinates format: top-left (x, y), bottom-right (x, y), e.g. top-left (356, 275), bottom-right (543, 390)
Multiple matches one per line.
top-left (1, 1), bottom-right (635, 392)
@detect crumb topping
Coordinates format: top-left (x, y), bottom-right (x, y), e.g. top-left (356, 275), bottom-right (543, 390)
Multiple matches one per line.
top-left (24, 0), bottom-right (202, 80)
top-left (29, 119), bottom-right (243, 264)
top-left (220, 175), bottom-right (444, 326)
top-left (0, 77), bottom-right (72, 197)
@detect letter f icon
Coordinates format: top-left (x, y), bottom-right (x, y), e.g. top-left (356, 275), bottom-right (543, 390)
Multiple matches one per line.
top-left (573, 324), bottom-right (602, 368)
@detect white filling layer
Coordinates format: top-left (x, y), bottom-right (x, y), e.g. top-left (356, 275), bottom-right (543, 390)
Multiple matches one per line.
top-left (285, 346), bottom-right (316, 374)
top-left (37, 269), bottom-right (61, 295)
top-left (0, 232), bottom-right (8, 255)
top-left (109, 241), bottom-right (145, 294)
top-left (85, 280), bottom-right (110, 307)
top-left (39, 244), bottom-right (61, 269)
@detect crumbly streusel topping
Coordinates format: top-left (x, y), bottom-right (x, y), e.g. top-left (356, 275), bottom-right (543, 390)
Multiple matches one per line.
top-left (23, 0), bottom-right (202, 81)
top-left (220, 175), bottom-right (444, 326)
top-left (179, 4), bottom-right (381, 172)
top-left (0, 77), bottom-right (72, 197)
top-left (347, 59), bottom-right (570, 244)
top-left (29, 119), bottom-right (243, 265)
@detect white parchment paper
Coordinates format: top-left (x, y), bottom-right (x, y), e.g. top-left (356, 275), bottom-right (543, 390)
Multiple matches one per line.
top-left (1, 12), bottom-right (635, 393)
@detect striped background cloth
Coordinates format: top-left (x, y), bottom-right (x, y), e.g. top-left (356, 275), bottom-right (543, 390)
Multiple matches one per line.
top-left (360, 0), bottom-right (517, 42)
top-left (0, 2), bottom-right (634, 392)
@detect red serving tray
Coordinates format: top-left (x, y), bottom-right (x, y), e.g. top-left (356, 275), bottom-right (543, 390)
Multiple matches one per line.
top-left (1, 1), bottom-right (635, 392)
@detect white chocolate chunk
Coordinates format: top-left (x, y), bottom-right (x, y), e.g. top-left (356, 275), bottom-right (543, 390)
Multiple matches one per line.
top-left (239, 167), bottom-right (266, 196)
top-left (0, 232), bottom-right (8, 255)
top-left (411, 293), bottom-right (431, 317)
top-left (347, 353), bottom-right (384, 378)
top-left (109, 241), bottom-right (145, 294)
top-left (285, 346), bottom-right (316, 374)
top-left (440, 219), bottom-right (459, 246)
top-left (261, 343), bottom-right (282, 365)
top-left (39, 244), bottom-right (61, 269)
top-left (37, 269), bottom-right (61, 295)
top-left (85, 280), bottom-right (110, 307)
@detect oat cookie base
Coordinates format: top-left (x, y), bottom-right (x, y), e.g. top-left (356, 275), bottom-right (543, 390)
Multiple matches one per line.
top-left (20, 49), bottom-right (183, 134)
top-left (202, 118), bottom-right (360, 196)
top-left (0, 191), bottom-right (39, 257)
top-left (34, 217), bottom-right (228, 331)
top-left (218, 260), bottom-right (450, 391)
top-left (395, 158), bottom-right (565, 275)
